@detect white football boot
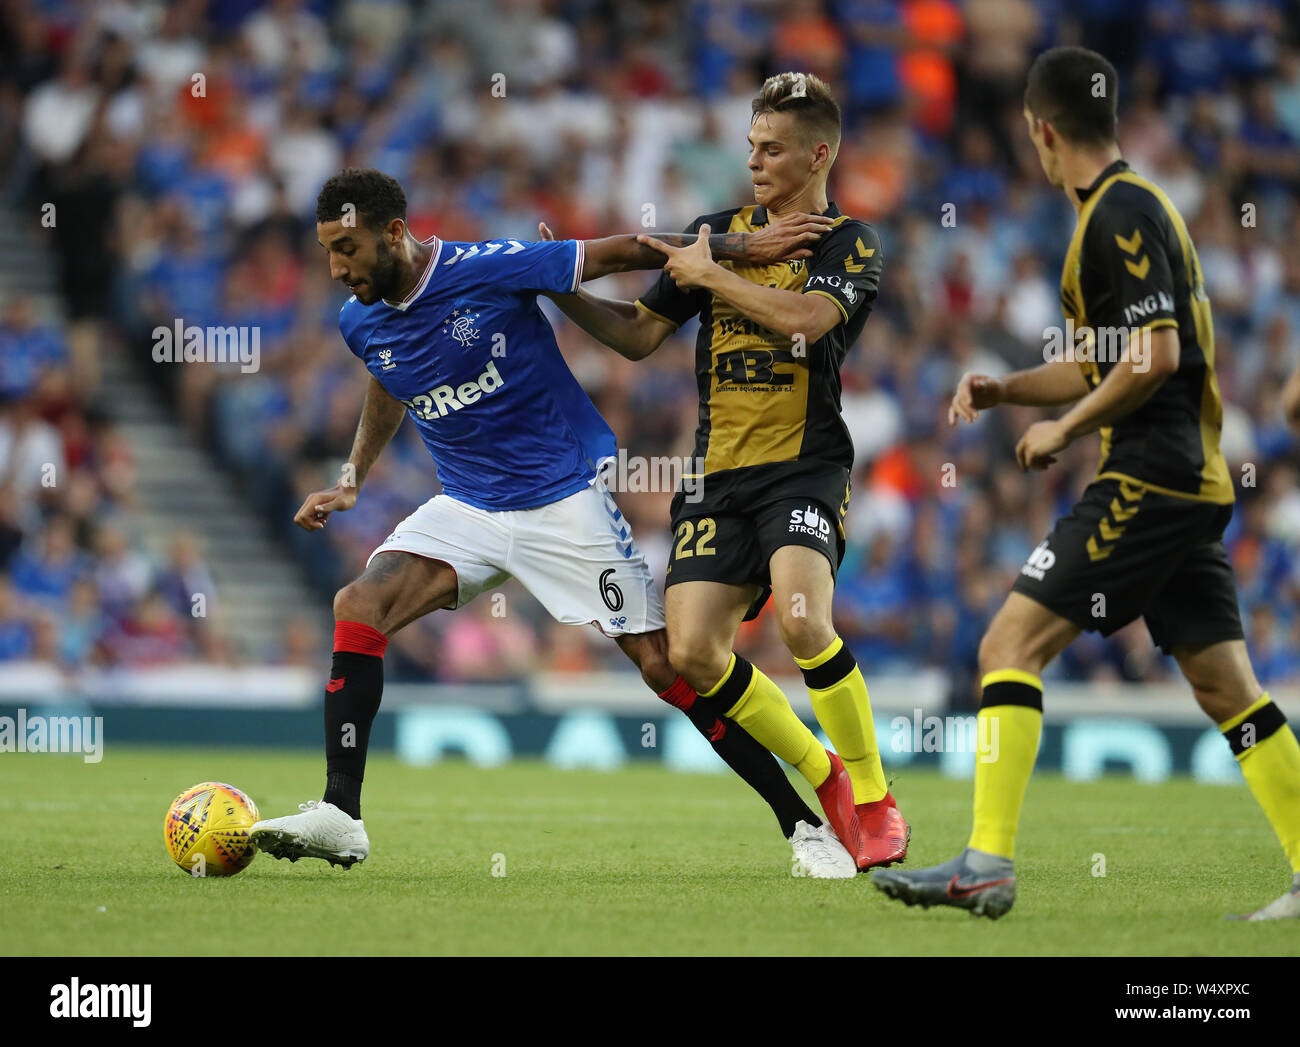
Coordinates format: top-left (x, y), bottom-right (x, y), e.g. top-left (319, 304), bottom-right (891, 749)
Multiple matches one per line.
top-left (250, 800), bottom-right (369, 868)
top-left (1228, 873), bottom-right (1300, 920)
top-left (789, 819), bottom-right (858, 879)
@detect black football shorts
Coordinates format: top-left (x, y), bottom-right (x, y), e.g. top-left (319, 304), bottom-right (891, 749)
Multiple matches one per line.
top-left (666, 496), bottom-right (845, 621)
top-left (1011, 477), bottom-right (1244, 654)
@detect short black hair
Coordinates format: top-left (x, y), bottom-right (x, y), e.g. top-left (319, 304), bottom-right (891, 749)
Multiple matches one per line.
top-left (315, 168), bottom-right (407, 231)
top-left (1024, 46), bottom-right (1119, 146)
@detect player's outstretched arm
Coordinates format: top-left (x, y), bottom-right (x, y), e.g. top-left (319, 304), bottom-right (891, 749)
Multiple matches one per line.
top-left (951, 360), bottom-right (1090, 424)
top-left (293, 375), bottom-right (406, 531)
top-left (1054, 326), bottom-right (1179, 436)
top-left (538, 223), bottom-right (675, 360)
top-left (570, 212), bottom-right (832, 282)
top-left (545, 287), bottom-right (675, 361)
top-left (1015, 327), bottom-right (1179, 471)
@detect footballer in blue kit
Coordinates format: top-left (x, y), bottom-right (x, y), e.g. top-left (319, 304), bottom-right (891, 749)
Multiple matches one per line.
top-left (250, 167), bottom-right (863, 878)
top-left (338, 231), bottom-right (615, 512)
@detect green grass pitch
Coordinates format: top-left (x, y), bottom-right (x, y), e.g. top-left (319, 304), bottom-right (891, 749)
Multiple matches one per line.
top-left (1, 746), bottom-right (1293, 956)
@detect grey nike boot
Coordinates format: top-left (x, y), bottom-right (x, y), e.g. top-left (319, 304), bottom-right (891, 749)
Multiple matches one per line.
top-left (872, 846), bottom-right (1016, 919)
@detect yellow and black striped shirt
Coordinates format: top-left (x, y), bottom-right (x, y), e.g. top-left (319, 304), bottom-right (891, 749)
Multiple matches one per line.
top-left (1062, 159), bottom-right (1232, 504)
top-left (636, 202), bottom-right (883, 517)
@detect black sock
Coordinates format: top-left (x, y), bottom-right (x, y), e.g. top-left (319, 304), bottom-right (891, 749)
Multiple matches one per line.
top-left (325, 769), bottom-right (363, 821)
top-left (661, 674), bottom-right (820, 838)
top-left (322, 622), bottom-right (387, 819)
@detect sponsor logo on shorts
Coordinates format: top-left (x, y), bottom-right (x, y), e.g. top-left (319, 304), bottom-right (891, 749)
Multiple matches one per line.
top-left (1021, 540), bottom-right (1056, 581)
top-left (789, 505), bottom-right (832, 541)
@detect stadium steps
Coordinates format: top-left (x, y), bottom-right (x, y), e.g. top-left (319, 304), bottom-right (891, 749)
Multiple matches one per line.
top-left (0, 199), bottom-right (329, 659)
top-left (0, 216), bottom-right (55, 296)
top-left (99, 350), bottom-right (331, 659)
top-left (0, 201), bottom-right (330, 660)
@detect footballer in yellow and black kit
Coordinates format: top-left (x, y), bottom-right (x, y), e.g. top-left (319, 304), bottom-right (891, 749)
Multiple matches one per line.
top-left (1010, 158), bottom-right (1243, 652)
top-left (635, 202), bottom-right (882, 618)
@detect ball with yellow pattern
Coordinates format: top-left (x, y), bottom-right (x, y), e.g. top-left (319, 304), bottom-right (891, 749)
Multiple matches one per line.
top-left (164, 782), bottom-right (259, 876)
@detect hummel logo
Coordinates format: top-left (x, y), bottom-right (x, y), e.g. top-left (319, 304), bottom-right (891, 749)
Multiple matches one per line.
top-left (378, 349), bottom-right (396, 371)
top-left (442, 241), bottom-right (526, 267)
top-left (946, 874), bottom-right (1013, 899)
top-left (326, 678), bottom-right (346, 693)
top-left (843, 236), bottom-right (875, 273)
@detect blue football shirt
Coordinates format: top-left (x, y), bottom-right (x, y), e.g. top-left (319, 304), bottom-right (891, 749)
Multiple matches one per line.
top-left (338, 236), bottom-right (617, 511)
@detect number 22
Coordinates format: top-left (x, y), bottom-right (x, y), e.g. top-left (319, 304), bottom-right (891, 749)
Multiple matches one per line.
top-left (674, 518), bottom-right (717, 559)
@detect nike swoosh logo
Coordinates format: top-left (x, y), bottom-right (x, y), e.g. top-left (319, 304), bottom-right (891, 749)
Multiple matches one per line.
top-left (946, 874), bottom-right (1012, 899)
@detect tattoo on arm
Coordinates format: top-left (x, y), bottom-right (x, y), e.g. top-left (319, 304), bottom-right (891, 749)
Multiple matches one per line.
top-left (347, 378), bottom-right (406, 488)
top-left (655, 231), bottom-right (749, 260)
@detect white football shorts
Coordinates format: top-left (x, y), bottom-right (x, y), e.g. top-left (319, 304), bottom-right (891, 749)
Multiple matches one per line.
top-left (366, 475), bottom-right (665, 637)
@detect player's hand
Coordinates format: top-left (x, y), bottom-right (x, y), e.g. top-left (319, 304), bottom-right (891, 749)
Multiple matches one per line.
top-left (294, 484), bottom-right (358, 531)
top-left (1015, 420), bottom-right (1068, 471)
top-left (638, 224), bottom-right (717, 289)
top-left (949, 373), bottom-right (1003, 426)
top-left (741, 211), bottom-right (834, 263)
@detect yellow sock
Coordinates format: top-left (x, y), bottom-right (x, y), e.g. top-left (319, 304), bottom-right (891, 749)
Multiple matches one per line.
top-left (968, 669), bottom-right (1043, 860)
top-left (1221, 693), bottom-right (1300, 873)
top-left (795, 636), bottom-right (887, 803)
top-left (704, 653), bottom-right (830, 787)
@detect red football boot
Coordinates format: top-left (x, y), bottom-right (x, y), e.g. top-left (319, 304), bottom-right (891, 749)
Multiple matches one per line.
top-left (855, 791), bottom-right (910, 870)
top-left (814, 751), bottom-right (862, 859)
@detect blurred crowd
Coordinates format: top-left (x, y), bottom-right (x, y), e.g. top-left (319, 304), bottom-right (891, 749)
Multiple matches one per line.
top-left (2, 0), bottom-right (1300, 705)
top-left (0, 288), bottom-right (222, 666)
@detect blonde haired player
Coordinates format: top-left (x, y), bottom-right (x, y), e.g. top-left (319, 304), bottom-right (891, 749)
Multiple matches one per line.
top-left (544, 72), bottom-right (908, 870)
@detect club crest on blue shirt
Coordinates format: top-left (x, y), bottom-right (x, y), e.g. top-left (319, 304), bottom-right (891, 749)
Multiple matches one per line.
top-left (443, 308), bottom-right (482, 349)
